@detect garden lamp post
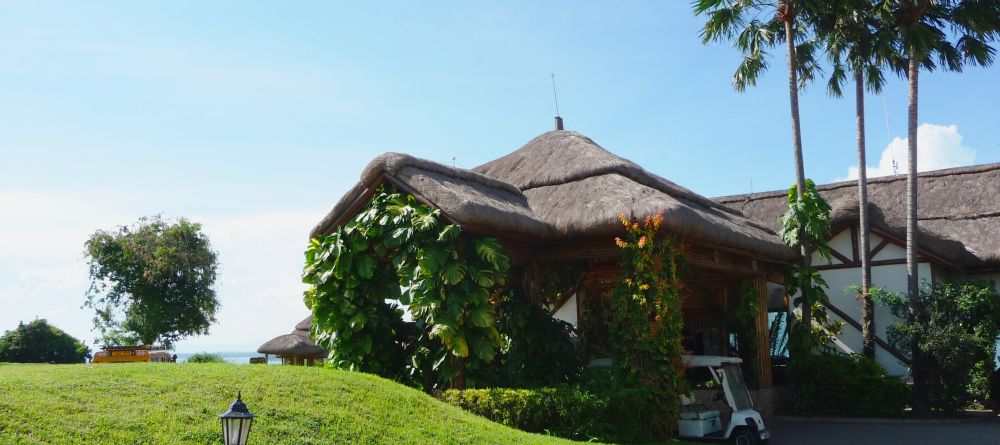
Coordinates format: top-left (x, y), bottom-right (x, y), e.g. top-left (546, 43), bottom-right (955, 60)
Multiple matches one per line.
top-left (218, 391), bottom-right (255, 445)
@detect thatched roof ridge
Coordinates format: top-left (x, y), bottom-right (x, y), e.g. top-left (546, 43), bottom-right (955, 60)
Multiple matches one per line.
top-left (475, 131), bottom-right (749, 218)
top-left (474, 131), bottom-right (796, 260)
top-left (257, 333), bottom-right (325, 358)
top-left (714, 162), bottom-right (1000, 268)
top-left (310, 152), bottom-right (552, 239)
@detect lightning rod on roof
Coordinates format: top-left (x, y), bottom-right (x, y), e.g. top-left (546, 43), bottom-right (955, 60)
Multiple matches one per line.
top-left (551, 74), bottom-right (564, 130)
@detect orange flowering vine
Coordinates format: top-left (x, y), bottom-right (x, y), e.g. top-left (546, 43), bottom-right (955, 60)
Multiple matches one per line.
top-left (610, 211), bottom-right (687, 436)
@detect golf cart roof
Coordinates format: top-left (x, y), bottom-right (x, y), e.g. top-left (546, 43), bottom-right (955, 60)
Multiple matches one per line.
top-left (682, 355), bottom-right (743, 368)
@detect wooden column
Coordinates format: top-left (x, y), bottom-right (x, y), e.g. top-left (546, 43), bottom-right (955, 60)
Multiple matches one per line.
top-left (752, 273), bottom-right (773, 388)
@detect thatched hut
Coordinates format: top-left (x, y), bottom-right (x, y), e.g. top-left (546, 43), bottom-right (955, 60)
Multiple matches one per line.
top-left (257, 316), bottom-right (326, 366)
top-left (311, 127), bottom-right (797, 391)
top-left (715, 162), bottom-right (1000, 376)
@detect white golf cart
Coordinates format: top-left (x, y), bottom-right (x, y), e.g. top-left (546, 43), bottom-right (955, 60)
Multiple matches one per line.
top-left (678, 355), bottom-right (769, 445)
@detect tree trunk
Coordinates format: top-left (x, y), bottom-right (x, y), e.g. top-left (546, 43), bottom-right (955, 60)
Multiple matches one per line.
top-left (784, 15), bottom-right (810, 330)
top-left (452, 356), bottom-right (466, 390)
top-left (906, 48), bottom-right (929, 417)
top-left (855, 69), bottom-right (875, 359)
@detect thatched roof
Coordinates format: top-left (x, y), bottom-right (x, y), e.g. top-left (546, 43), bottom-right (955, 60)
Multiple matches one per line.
top-left (312, 130), bottom-right (796, 262)
top-left (714, 163), bottom-right (1000, 269)
top-left (472, 131), bottom-right (794, 260)
top-left (310, 152), bottom-right (551, 239)
top-left (295, 315), bottom-right (313, 332)
top-left (257, 332), bottom-right (326, 358)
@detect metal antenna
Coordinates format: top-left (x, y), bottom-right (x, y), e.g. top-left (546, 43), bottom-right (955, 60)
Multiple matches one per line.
top-left (550, 74), bottom-right (560, 117)
top-left (882, 96), bottom-right (898, 175)
top-left (742, 178), bottom-right (753, 211)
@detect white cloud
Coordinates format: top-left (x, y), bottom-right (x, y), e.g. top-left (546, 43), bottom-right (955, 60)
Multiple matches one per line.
top-left (843, 123), bottom-right (977, 180)
top-left (0, 188), bottom-right (324, 353)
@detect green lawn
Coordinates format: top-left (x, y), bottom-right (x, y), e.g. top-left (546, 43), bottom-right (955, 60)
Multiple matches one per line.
top-left (0, 363), bottom-right (591, 445)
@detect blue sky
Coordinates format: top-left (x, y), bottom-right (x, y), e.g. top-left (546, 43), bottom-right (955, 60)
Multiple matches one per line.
top-left (1, 1), bottom-right (998, 352)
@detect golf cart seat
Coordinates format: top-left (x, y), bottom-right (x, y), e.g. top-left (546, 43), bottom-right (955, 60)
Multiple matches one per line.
top-left (679, 409), bottom-right (721, 421)
top-left (679, 394), bottom-right (720, 421)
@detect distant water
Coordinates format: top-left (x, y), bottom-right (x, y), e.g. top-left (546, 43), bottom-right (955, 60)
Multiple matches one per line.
top-left (174, 351), bottom-right (282, 365)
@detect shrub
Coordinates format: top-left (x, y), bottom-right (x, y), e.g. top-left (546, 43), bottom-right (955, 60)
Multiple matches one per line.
top-left (788, 353), bottom-right (908, 417)
top-left (440, 380), bottom-right (662, 442)
top-left (186, 352), bottom-right (224, 363)
top-left (0, 319), bottom-right (89, 364)
top-left (874, 281), bottom-right (1000, 412)
top-left (489, 288), bottom-right (582, 388)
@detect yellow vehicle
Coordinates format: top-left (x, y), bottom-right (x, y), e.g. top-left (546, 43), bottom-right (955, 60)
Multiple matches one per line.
top-left (92, 346), bottom-right (173, 363)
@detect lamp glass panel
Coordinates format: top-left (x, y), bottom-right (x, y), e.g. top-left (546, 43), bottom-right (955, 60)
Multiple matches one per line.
top-left (239, 418), bottom-right (253, 444)
top-left (222, 418), bottom-right (250, 445)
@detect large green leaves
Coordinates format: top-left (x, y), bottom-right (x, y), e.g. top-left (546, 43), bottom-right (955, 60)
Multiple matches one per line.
top-left (780, 179), bottom-right (832, 260)
top-left (303, 186), bottom-right (511, 390)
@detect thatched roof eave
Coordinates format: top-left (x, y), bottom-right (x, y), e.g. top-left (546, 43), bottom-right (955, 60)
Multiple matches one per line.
top-left (309, 152), bottom-right (552, 240)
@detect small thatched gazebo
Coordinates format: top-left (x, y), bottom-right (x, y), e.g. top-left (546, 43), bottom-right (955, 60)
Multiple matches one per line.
top-left (257, 315), bottom-right (326, 366)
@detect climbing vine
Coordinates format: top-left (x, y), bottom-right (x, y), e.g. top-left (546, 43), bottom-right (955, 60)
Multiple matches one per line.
top-left (780, 179), bottom-right (840, 355)
top-left (730, 282), bottom-right (762, 388)
top-left (611, 213), bottom-right (686, 438)
top-left (303, 186), bottom-right (510, 389)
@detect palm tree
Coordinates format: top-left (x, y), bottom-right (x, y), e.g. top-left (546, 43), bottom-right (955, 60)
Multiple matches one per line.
top-left (694, 0), bottom-right (821, 328)
top-left (816, 0), bottom-right (898, 359)
top-left (879, 0), bottom-right (1000, 416)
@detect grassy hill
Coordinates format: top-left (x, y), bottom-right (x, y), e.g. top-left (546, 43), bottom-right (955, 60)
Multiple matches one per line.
top-left (0, 363), bottom-right (586, 445)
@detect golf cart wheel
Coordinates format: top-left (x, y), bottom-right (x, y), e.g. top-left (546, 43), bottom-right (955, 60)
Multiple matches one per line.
top-left (730, 428), bottom-right (758, 445)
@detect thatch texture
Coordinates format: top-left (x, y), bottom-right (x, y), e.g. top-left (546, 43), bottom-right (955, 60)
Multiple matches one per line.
top-left (295, 315), bottom-right (313, 332)
top-left (714, 163), bottom-right (1000, 268)
top-left (312, 130), bottom-right (796, 262)
top-left (474, 131), bottom-right (796, 260)
top-left (310, 152), bottom-right (551, 239)
top-left (257, 333), bottom-right (325, 358)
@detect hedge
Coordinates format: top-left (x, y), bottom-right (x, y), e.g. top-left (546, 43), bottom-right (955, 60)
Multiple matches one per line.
top-left (439, 386), bottom-right (662, 442)
top-left (788, 353), bottom-right (908, 417)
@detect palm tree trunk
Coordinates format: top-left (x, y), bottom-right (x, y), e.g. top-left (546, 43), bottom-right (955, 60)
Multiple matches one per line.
top-left (783, 15), bottom-right (811, 330)
top-left (855, 69), bottom-right (875, 359)
top-left (906, 48), bottom-right (929, 417)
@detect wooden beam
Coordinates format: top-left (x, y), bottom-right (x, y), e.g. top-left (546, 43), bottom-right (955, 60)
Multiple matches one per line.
top-left (828, 247), bottom-right (853, 266)
top-left (823, 300), bottom-right (910, 366)
top-left (850, 226), bottom-right (859, 262)
top-left (869, 238), bottom-right (891, 259)
top-left (813, 257), bottom-right (933, 270)
top-left (752, 273), bottom-right (773, 388)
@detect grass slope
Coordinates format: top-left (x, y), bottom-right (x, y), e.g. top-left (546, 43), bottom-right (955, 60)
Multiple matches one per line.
top-left (0, 363), bottom-right (585, 445)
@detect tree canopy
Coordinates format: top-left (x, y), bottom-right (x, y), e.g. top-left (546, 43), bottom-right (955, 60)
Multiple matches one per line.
top-left (84, 215), bottom-right (219, 348)
top-left (0, 319), bottom-right (89, 364)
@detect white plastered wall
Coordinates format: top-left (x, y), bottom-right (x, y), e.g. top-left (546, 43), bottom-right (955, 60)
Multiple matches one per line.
top-left (810, 229), bottom-right (929, 377)
top-left (553, 294), bottom-right (578, 328)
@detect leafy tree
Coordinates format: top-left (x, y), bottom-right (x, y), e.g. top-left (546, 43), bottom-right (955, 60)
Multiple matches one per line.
top-left (876, 0), bottom-right (1000, 415)
top-left (0, 319), bottom-right (89, 364)
top-left (695, 0), bottom-right (822, 327)
top-left (813, 0), bottom-right (900, 358)
top-left (84, 216), bottom-right (219, 349)
top-left (874, 282), bottom-right (1000, 413)
top-left (780, 180), bottom-right (844, 355)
